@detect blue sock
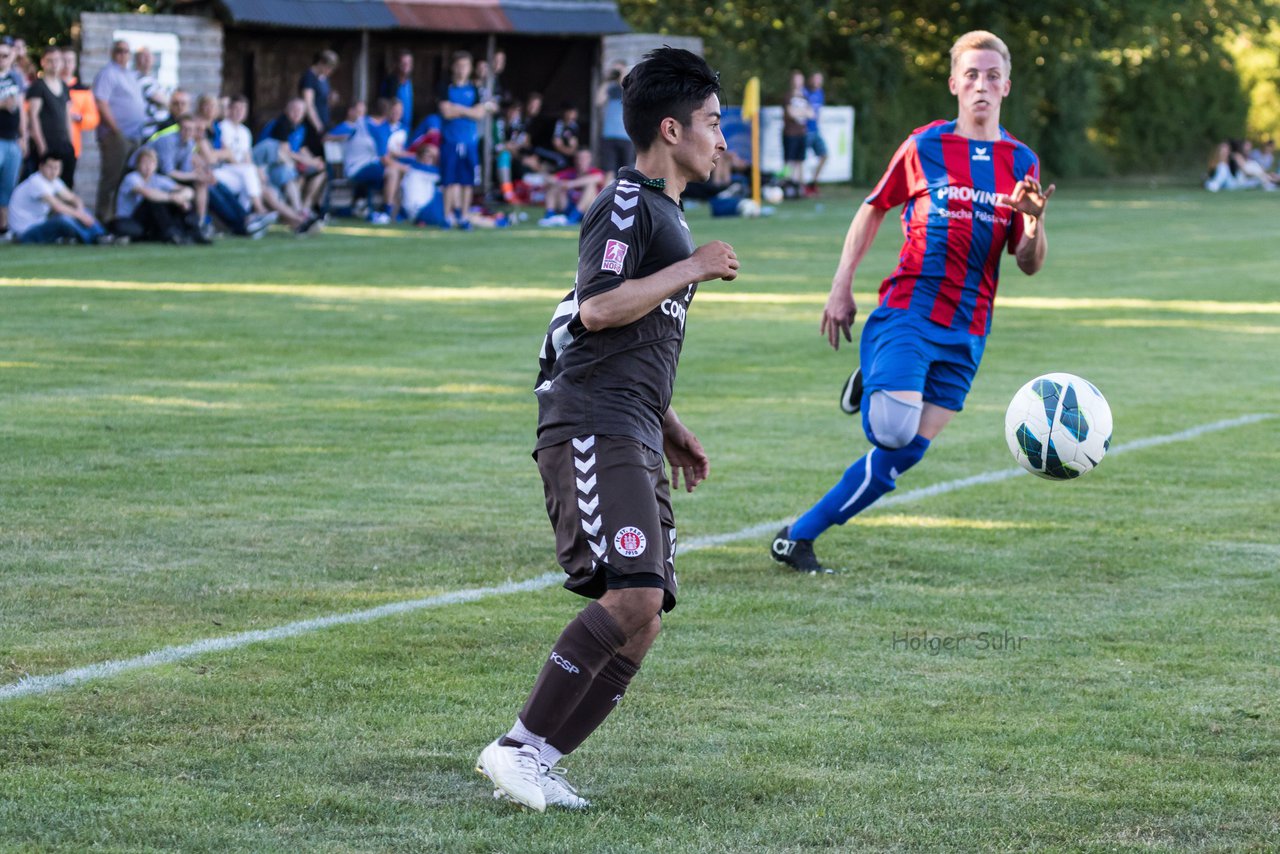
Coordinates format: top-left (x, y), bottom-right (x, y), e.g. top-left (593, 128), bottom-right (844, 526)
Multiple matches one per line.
top-left (790, 434), bottom-right (931, 540)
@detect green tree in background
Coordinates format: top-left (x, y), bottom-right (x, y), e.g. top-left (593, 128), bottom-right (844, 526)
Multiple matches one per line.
top-left (619, 0), bottom-right (1275, 179)
top-left (0, 0), bottom-right (171, 49)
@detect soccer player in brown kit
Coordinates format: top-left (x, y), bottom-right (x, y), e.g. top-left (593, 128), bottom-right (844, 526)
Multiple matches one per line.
top-left (476, 47), bottom-right (738, 812)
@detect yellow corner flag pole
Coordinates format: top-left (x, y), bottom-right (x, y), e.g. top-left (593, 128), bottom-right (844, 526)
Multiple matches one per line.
top-left (742, 77), bottom-right (761, 205)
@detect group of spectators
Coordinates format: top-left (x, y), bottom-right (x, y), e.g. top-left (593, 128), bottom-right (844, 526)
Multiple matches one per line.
top-left (1205, 138), bottom-right (1279, 192)
top-left (0, 37), bottom-right (669, 243)
top-left (1, 36), bottom-right (328, 245)
top-left (317, 49), bottom-right (619, 230)
top-left (782, 69), bottom-right (828, 198)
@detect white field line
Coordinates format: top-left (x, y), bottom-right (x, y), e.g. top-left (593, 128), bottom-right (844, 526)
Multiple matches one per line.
top-left (2, 412), bottom-right (1271, 703)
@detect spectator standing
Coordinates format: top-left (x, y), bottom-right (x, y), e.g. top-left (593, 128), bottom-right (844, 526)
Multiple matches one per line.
top-left (782, 69), bottom-right (812, 196)
top-left (93, 39), bottom-right (148, 222)
top-left (595, 62), bottom-right (632, 183)
top-left (803, 70), bottom-right (828, 195)
top-left (0, 41), bottom-right (27, 237)
top-left (299, 49), bottom-right (338, 157)
top-left (9, 152), bottom-right (110, 244)
top-left (60, 48), bottom-right (98, 160)
top-left (26, 48), bottom-right (76, 186)
top-left (380, 50), bottom-right (414, 133)
top-left (134, 47), bottom-right (171, 140)
top-left (437, 50), bottom-right (496, 229)
top-left (10, 38), bottom-right (34, 90)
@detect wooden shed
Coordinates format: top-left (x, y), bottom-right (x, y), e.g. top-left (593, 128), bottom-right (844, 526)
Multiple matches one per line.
top-left (170, 0), bottom-right (633, 133)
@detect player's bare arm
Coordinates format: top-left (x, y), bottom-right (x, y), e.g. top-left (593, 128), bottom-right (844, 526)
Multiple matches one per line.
top-left (662, 406), bottom-right (709, 492)
top-left (999, 177), bottom-right (1055, 275)
top-left (822, 203), bottom-right (888, 349)
top-left (578, 240), bottom-right (738, 331)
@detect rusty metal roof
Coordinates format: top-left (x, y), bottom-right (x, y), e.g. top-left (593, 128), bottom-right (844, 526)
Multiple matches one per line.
top-left (216, 0), bottom-right (629, 33)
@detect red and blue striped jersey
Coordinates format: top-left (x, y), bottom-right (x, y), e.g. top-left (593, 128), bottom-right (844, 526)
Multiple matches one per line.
top-left (865, 120), bottom-right (1040, 336)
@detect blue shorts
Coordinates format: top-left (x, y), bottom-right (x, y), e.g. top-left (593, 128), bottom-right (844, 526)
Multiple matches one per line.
top-left (351, 162), bottom-right (385, 187)
top-left (806, 131), bottom-right (827, 158)
top-left (267, 160), bottom-right (298, 190)
top-left (0, 139), bottom-right (21, 206)
top-left (413, 195), bottom-right (447, 228)
top-left (441, 140), bottom-right (479, 187)
top-left (858, 306), bottom-right (986, 413)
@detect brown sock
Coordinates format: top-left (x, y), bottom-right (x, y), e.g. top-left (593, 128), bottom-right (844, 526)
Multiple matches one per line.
top-left (547, 654), bottom-right (641, 756)
top-left (518, 601), bottom-right (626, 738)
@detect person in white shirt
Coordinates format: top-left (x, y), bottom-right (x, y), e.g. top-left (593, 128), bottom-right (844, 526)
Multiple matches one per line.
top-left (11, 151), bottom-right (112, 243)
top-left (207, 94), bottom-right (316, 233)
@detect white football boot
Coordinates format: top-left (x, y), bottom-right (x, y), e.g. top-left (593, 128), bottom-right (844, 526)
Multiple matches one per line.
top-left (538, 764), bottom-right (590, 810)
top-left (476, 741), bottom-right (546, 812)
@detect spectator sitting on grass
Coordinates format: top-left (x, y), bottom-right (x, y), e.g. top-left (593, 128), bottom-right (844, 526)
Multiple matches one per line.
top-left (112, 146), bottom-right (203, 243)
top-left (9, 151), bottom-right (113, 244)
top-left (538, 148), bottom-right (604, 227)
top-left (401, 130), bottom-right (509, 229)
top-left (325, 100), bottom-right (365, 142)
top-left (141, 113), bottom-right (272, 239)
top-left (341, 97), bottom-right (407, 224)
top-left (253, 97), bottom-right (326, 221)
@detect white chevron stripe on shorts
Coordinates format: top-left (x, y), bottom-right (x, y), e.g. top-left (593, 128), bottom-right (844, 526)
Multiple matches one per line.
top-left (572, 435), bottom-right (607, 562)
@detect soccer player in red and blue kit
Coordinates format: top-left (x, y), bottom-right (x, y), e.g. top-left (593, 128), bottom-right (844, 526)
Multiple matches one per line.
top-left (772, 30), bottom-right (1056, 573)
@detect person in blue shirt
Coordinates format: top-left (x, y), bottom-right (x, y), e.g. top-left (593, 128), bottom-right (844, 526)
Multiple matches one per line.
top-left (379, 50), bottom-right (414, 133)
top-left (594, 62), bottom-right (632, 184)
top-left (437, 50), bottom-right (496, 229)
top-left (340, 98), bottom-right (407, 224)
top-left (803, 70), bottom-right (828, 196)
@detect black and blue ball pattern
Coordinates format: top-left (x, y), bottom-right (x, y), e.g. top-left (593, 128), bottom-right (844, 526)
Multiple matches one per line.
top-left (1005, 373), bottom-right (1113, 481)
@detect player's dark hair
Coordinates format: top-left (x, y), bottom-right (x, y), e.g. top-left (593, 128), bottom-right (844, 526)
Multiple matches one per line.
top-left (622, 46), bottom-right (720, 153)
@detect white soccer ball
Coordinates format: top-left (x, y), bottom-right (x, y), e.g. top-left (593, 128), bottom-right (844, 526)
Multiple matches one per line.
top-left (738, 199), bottom-right (761, 218)
top-left (1005, 372), bottom-right (1113, 480)
top-left (763, 185), bottom-right (784, 205)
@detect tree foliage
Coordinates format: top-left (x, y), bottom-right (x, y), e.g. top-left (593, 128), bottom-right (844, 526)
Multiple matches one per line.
top-left (0, 0), bottom-right (172, 49)
top-left (618, 0), bottom-right (1276, 179)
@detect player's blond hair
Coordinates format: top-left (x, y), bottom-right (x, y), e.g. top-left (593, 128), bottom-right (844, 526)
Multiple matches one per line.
top-left (950, 30), bottom-right (1011, 75)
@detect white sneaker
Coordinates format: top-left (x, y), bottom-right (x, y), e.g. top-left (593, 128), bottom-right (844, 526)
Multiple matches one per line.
top-left (538, 764), bottom-right (590, 810)
top-left (538, 213), bottom-right (568, 227)
top-left (476, 741), bottom-right (546, 812)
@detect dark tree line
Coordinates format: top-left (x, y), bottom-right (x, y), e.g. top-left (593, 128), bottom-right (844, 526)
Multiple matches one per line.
top-left (619, 0), bottom-right (1274, 180)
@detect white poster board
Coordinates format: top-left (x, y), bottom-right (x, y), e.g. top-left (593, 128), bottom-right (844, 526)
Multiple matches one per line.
top-left (113, 29), bottom-right (180, 90)
top-left (758, 105), bottom-right (855, 183)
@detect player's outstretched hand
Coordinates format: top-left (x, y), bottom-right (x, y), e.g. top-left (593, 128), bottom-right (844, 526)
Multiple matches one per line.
top-left (997, 178), bottom-right (1056, 220)
top-left (820, 286), bottom-right (858, 350)
top-left (690, 240), bottom-right (739, 282)
top-left (663, 422), bottom-right (709, 493)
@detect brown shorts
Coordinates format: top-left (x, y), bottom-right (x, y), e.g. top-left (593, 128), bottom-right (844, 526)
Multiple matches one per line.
top-left (536, 435), bottom-right (678, 612)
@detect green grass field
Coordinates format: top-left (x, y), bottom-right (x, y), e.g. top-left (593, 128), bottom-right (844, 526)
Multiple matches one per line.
top-left (2, 186), bottom-right (1278, 852)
